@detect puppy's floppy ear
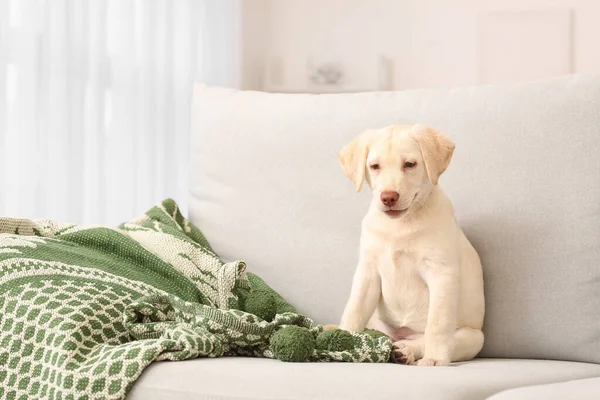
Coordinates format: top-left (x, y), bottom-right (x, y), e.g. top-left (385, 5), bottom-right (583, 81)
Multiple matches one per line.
top-left (338, 130), bottom-right (376, 191)
top-left (409, 124), bottom-right (455, 185)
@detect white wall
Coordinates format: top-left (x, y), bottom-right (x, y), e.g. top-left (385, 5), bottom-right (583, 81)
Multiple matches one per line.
top-left (240, 0), bottom-right (272, 90)
top-left (245, 0), bottom-right (600, 91)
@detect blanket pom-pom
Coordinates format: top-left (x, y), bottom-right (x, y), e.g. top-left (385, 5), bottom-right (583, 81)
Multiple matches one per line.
top-left (316, 329), bottom-right (355, 352)
top-left (270, 326), bottom-right (315, 362)
top-left (244, 289), bottom-right (277, 322)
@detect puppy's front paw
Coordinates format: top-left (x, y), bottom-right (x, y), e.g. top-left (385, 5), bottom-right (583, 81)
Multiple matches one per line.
top-left (417, 357), bottom-right (450, 367)
top-left (391, 342), bottom-right (417, 365)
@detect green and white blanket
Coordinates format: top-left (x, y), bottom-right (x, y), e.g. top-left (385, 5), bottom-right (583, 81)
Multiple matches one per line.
top-left (0, 199), bottom-right (392, 399)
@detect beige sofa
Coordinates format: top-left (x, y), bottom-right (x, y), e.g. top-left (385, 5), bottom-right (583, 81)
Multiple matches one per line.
top-left (129, 74), bottom-right (600, 399)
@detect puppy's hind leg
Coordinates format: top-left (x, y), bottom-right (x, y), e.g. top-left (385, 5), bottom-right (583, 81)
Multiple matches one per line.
top-left (392, 335), bottom-right (425, 365)
top-left (398, 328), bottom-right (483, 366)
top-left (451, 327), bottom-right (484, 362)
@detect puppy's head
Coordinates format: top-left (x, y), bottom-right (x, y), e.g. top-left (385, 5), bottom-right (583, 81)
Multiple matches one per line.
top-left (339, 124), bottom-right (454, 217)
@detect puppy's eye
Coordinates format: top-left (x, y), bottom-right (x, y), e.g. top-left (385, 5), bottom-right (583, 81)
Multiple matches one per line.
top-left (370, 164), bottom-right (380, 170)
top-left (404, 161), bottom-right (416, 169)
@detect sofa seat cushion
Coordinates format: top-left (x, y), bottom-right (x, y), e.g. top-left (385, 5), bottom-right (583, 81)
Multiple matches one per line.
top-left (128, 358), bottom-right (600, 400)
top-left (488, 377), bottom-right (600, 400)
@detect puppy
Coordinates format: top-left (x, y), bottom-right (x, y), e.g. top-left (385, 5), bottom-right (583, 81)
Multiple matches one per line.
top-left (337, 124), bottom-right (485, 366)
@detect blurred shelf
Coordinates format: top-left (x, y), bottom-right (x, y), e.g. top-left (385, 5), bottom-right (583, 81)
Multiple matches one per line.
top-left (262, 86), bottom-right (378, 94)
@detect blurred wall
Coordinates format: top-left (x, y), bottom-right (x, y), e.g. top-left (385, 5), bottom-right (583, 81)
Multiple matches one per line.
top-left (242, 0), bottom-right (600, 92)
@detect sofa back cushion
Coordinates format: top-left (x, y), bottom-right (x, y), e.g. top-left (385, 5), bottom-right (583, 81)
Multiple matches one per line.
top-left (189, 75), bottom-right (600, 363)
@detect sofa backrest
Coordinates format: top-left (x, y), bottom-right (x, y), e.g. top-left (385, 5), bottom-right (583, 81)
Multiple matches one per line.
top-left (189, 74), bottom-right (600, 364)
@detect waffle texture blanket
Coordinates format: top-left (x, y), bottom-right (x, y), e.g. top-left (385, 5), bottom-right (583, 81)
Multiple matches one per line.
top-left (0, 199), bottom-right (392, 399)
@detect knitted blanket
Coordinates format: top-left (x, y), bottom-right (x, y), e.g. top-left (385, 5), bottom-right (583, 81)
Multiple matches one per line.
top-left (0, 199), bottom-right (392, 399)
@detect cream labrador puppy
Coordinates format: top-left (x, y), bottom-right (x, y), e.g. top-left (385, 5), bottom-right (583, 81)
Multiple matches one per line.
top-left (337, 124), bottom-right (485, 366)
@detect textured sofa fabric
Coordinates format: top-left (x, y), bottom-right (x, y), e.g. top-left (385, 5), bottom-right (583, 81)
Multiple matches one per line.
top-left (487, 377), bottom-right (600, 400)
top-left (189, 74), bottom-right (600, 364)
top-left (129, 358), bottom-right (600, 400)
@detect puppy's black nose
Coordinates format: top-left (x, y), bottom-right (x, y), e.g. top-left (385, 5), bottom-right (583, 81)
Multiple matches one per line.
top-left (381, 191), bottom-right (399, 207)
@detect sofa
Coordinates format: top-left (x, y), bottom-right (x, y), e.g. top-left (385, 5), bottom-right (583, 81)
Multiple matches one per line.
top-left (128, 74), bottom-right (600, 399)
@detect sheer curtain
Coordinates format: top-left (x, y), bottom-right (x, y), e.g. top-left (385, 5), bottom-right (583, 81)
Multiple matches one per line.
top-left (0, 0), bottom-right (241, 225)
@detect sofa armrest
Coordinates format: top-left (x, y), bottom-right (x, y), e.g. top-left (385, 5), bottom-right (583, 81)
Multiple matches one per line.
top-left (487, 376), bottom-right (600, 400)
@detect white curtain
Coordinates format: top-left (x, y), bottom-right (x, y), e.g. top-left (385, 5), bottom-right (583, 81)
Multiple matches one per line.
top-left (0, 0), bottom-right (241, 225)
